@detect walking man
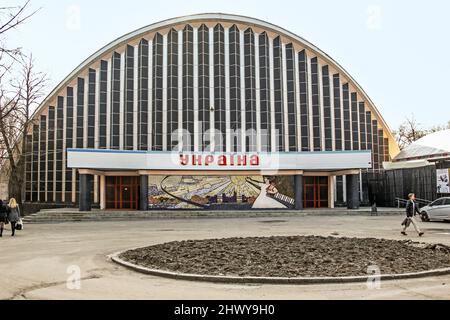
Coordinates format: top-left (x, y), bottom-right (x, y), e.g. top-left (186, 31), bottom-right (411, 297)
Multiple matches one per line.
top-left (401, 193), bottom-right (424, 237)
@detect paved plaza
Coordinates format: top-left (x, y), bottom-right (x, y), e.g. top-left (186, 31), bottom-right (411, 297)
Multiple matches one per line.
top-left (0, 214), bottom-right (449, 300)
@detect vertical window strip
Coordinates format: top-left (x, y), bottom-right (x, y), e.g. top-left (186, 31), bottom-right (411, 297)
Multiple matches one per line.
top-left (322, 65), bottom-right (332, 151)
top-left (285, 44), bottom-right (296, 152)
top-left (310, 57), bottom-right (321, 151)
top-left (46, 107), bottom-right (55, 203)
top-left (383, 138), bottom-right (390, 162)
top-left (372, 120), bottom-right (379, 169)
top-left (87, 69), bottom-right (96, 149)
top-left (148, 39), bottom-right (153, 151)
top-left (333, 74), bottom-right (342, 151)
top-left (111, 52), bottom-right (121, 149)
top-left (55, 97), bottom-right (64, 202)
top-left (177, 31), bottom-right (183, 151)
top-left (209, 27), bottom-right (215, 152)
top-left (359, 102), bottom-right (366, 150)
top-left (76, 78), bottom-right (85, 148)
top-left (32, 124), bottom-right (39, 202)
top-left (65, 88), bottom-right (74, 202)
top-left (214, 24), bottom-right (226, 152)
top-left (298, 50), bottom-right (309, 152)
top-left (39, 115), bottom-right (46, 202)
top-left (366, 111), bottom-right (373, 159)
top-left (229, 25), bottom-right (240, 152)
top-left (99, 60), bottom-right (108, 149)
top-left (138, 39), bottom-right (149, 151)
top-left (152, 33), bottom-right (164, 151)
top-left (342, 83), bottom-right (351, 150)
top-left (198, 25), bottom-right (210, 151)
top-left (167, 29), bottom-right (178, 151)
top-left (183, 25), bottom-right (194, 151)
top-left (124, 45), bottom-right (134, 150)
top-left (273, 36), bottom-right (284, 152)
top-left (244, 28), bottom-right (256, 152)
top-left (25, 134), bottom-right (33, 201)
top-left (378, 130), bottom-right (385, 167)
top-left (351, 92), bottom-right (359, 150)
top-left (259, 33), bottom-right (271, 152)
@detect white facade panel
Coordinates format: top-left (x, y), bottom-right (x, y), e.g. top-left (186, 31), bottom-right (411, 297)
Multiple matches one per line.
top-left (68, 149), bottom-right (372, 171)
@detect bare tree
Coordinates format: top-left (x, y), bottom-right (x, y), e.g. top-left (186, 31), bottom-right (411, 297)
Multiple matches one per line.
top-left (0, 1), bottom-right (38, 61)
top-left (0, 54), bottom-right (47, 204)
top-left (0, 84), bottom-right (20, 169)
top-left (0, 57), bottom-right (20, 168)
top-left (394, 115), bottom-right (450, 150)
top-left (428, 120), bottom-right (450, 134)
top-left (394, 115), bottom-right (427, 150)
top-left (0, 1), bottom-right (44, 205)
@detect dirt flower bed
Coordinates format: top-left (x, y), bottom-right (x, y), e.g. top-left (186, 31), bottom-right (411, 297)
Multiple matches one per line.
top-left (119, 236), bottom-right (450, 278)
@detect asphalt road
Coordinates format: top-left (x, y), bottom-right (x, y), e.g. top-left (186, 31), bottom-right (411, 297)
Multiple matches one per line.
top-left (0, 215), bottom-right (449, 300)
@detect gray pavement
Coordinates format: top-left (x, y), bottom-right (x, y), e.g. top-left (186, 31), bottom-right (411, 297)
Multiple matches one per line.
top-left (0, 214), bottom-right (449, 300)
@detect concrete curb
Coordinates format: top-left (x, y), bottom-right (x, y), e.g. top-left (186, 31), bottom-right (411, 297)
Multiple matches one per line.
top-left (109, 249), bottom-right (450, 285)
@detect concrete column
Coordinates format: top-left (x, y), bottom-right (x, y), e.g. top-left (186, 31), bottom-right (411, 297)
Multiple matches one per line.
top-left (93, 175), bottom-right (98, 204)
top-left (139, 175), bottom-right (148, 211)
top-left (99, 175), bottom-right (106, 210)
top-left (346, 174), bottom-right (360, 209)
top-left (294, 175), bottom-right (304, 210)
top-left (328, 176), bottom-right (335, 209)
top-left (79, 174), bottom-right (92, 212)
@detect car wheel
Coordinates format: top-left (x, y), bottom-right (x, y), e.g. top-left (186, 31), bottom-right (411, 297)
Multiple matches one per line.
top-left (421, 212), bottom-right (430, 222)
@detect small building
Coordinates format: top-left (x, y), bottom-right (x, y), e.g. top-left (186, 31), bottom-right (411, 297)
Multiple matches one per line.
top-left (364, 130), bottom-right (450, 206)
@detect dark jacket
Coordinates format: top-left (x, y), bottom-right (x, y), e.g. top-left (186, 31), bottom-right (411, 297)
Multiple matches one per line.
top-left (0, 201), bottom-right (7, 219)
top-left (7, 206), bottom-right (20, 223)
top-left (406, 199), bottom-right (421, 217)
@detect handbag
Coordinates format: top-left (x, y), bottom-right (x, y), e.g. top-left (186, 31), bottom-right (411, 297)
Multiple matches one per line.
top-left (15, 218), bottom-right (23, 231)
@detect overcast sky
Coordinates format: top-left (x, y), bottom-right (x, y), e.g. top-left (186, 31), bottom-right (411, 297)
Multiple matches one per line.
top-left (4, 0), bottom-right (450, 131)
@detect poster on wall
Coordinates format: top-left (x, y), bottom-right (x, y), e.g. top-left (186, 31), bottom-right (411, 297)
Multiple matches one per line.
top-left (148, 176), bottom-right (295, 210)
top-left (436, 169), bottom-right (450, 194)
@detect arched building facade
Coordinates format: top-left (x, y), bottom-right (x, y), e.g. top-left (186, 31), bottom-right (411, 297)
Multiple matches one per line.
top-left (24, 14), bottom-right (399, 211)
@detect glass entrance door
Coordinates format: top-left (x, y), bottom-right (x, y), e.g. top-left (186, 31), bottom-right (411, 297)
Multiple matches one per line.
top-left (106, 176), bottom-right (140, 210)
top-left (304, 176), bottom-right (329, 208)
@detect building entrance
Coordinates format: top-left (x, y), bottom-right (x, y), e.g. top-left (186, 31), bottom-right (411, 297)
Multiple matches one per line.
top-left (304, 176), bottom-right (329, 208)
top-left (106, 176), bottom-right (140, 210)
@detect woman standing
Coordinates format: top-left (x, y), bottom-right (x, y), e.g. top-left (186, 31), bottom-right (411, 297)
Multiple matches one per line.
top-left (7, 198), bottom-right (21, 237)
top-left (0, 200), bottom-right (7, 237)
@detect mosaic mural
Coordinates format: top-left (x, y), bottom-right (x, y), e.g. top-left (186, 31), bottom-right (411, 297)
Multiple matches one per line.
top-left (148, 176), bottom-right (295, 210)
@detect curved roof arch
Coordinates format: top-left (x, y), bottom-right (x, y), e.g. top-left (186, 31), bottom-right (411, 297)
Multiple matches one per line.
top-left (32, 13), bottom-right (398, 154)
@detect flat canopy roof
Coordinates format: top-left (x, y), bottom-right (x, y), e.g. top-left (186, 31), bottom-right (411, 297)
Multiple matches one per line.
top-left (67, 149), bottom-right (372, 172)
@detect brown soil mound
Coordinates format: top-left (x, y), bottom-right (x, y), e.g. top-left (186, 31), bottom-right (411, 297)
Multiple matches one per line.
top-left (119, 236), bottom-right (450, 278)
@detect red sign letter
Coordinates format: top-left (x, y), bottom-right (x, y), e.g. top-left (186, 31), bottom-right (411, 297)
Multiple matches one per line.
top-left (237, 155), bottom-right (247, 166)
top-left (180, 154), bottom-right (189, 166)
top-left (250, 155), bottom-right (260, 166)
top-left (218, 155), bottom-right (227, 166)
top-left (205, 155), bottom-right (214, 166)
top-left (192, 155), bottom-right (202, 166)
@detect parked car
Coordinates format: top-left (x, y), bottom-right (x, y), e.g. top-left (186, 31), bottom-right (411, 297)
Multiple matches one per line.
top-left (420, 197), bottom-right (450, 222)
